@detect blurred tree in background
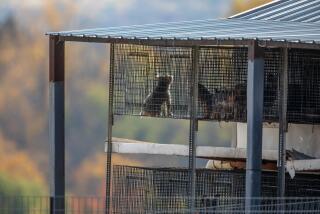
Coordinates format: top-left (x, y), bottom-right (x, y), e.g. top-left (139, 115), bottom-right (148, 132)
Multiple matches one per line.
top-left (0, 133), bottom-right (46, 195)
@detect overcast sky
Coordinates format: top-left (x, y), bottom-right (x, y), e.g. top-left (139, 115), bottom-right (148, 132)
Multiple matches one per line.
top-left (2, 0), bottom-right (232, 28)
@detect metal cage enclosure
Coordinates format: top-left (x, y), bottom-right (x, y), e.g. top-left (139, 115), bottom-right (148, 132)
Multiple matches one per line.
top-left (111, 165), bottom-right (320, 213)
top-left (113, 44), bottom-right (320, 124)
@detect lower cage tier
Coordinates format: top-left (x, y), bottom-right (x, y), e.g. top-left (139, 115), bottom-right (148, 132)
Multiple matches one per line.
top-left (111, 165), bottom-right (320, 213)
top-left (113, 45), bottom-right (320, 124)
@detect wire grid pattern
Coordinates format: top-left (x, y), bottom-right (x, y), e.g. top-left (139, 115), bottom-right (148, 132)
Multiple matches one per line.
top-left (197, 47), bottom-right (281, 122)
top-left (288, 48), bottom-right (320, 124)
top-left (198, 47), bottom-right (248, 121)
top-left (112, 44), bottom-right (320, 124)
top-left (113, 44), bottom-right (192, 119)
top-left (111, 165), bottom-right (320, 213)
top-left (0, 196), bottom-right (319, 213)
top-left (113, 44), bottom-right (283, 122)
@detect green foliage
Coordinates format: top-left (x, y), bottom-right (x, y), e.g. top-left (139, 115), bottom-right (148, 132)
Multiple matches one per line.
top-left (0, 172), bottom-right (46, 214)
top-left (77, 82), bottom-right (233, 150)
top-left (0, 172), bottom-right (45, 196)
top-left (113, 116), bottom-right (233, 146)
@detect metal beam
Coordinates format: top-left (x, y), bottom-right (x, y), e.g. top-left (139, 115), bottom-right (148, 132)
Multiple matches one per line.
top-left (56, 35), bottom-right (320, 50)
top-left (49, 35), bottom-right (65, 213)
top-left (188, 46), bottom-right (199, 213)
top-left (105, 43), bottom-right (115, 214)
top-left (245, 40), bottom-right (265, 211)
top-left (277, 48), bottom-right (288, 197)
top-left (107, 137), bottom-right (278, 161)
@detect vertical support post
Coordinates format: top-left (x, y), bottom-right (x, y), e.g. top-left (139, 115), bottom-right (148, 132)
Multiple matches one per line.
top-left (245, 40), bottom-right (265, 212)
top-left (49, 35), bottom-right (65, 214)
top-left (188, 46), bottom-right (199, 213)
top-left (105, 43), bottom-right (114, 214)
top-left (277, 48), bottom-right (288, 198)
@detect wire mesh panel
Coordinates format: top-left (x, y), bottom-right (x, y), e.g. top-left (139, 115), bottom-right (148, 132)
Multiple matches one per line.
top-left (198, 47), bottom-right (248, 121)
top-left (113, 45), bottom-right (320, 124)
top-left (288, 49), bottom-right (320, 124)
top-left (111, 165), bottom-right (155, 213)
top-left (113, 44), bottom-right (192, 119)
top-left (112, 45), bottom-right (282, 123)
top-left (191, 197), bottom-right (320, 214)
top-left (197, 47), bottom-right (281, 122)
top-left (112, 165), bottom-right (320, 213)
top-left (0, 196), bottom-right (319, 213)
top-left (264, 49), bottom-right (282, 122)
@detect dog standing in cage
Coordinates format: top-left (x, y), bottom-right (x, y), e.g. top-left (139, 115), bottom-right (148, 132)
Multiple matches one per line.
top-left (198, 84), bottom-right (238, 121)
top-left (209, 84), bottom-right (247, 121)
top-left (140, 74), bottom-right (173, 117)
top-left (210, 88), bottom-right (234, 121)
top-left (233, 83), bottom-right (247, 120)
top-left (198, 83), bottom-right (214, 119)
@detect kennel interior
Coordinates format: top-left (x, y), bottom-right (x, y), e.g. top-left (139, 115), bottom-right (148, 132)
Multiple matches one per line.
top-left (113, 44), bottom-right (320, 124)
top-left (111, 165), bottom-right (320, 213)
top-left (109, 43), bottom-right (320, 212)
top-left (110, 43), bottom-right (320, 201)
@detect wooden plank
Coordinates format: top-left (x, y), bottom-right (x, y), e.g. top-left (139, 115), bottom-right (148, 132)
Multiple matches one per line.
top-left (105, 138), bottom-right (278, 161)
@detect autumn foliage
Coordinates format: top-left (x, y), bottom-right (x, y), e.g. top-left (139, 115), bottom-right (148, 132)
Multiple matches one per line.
top-left (230, 0), bottom-right (273, 15)
top-left (0, 132), bottom-right (46, 195)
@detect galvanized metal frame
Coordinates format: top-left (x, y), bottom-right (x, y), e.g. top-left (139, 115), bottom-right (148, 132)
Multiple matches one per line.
top-left (277, 48), bottom-right (288, 198)
top-left (48, 28), bottom-right (320, 214)
top-left (245, 40), bottom-right (265, 212)
top-left (188, 46), bottom-right (199, 213)
top-left (105, 43), bottom-right (115, 214)
top-left (49, 35), bottom-right (65, 214)
top-left (56, 36), bottom-right (320, 50)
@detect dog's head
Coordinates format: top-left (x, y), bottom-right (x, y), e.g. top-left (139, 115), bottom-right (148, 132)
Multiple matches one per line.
top-left (156, 74), bottom-right (173, 85)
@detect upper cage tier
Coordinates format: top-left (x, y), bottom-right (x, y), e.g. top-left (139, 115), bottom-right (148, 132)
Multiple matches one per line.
top-left (112, 44), bottom-right (320, 124)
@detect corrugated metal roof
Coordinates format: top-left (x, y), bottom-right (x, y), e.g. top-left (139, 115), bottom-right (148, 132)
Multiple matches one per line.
top-left (47, 18), bottom-right (320, 46)
top-left (230, 0), bottom-right (320, 23)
